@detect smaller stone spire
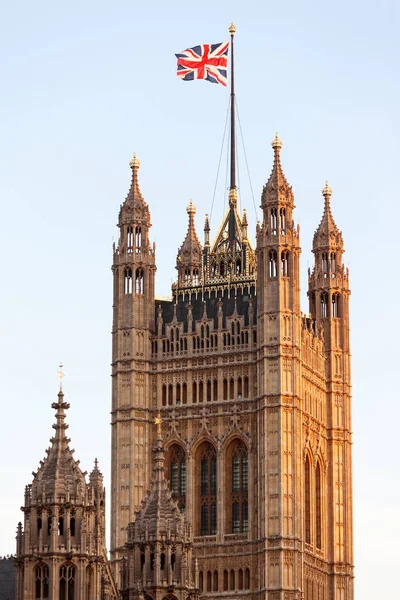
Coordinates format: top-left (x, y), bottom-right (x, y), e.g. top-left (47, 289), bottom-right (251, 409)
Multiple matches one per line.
top-left (262, 133), bottom-right (293, 209)
top-left (204, 213), bottom-right (210, 247)
top-left (313, 181), bottom-right (344, 252)
top-left (176, 200), bottom-right (202, 286)
top-left (125, 152), bottom-right (145, 206)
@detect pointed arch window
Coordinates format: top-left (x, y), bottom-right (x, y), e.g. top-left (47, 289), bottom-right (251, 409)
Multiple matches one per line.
top-left (270, 208), bottom-right (277, 234)
top-left (127, 226), bottom-right (133, 253)
top-left (332, 293), bottom-right (340, 318)
top-left (330, 252), bottom-right (336, 276)
top-left (124, 268), bottom-right (133, 294)
top-left (59, 564), bottom-right (75, 600)
top-left (322, 252), bottom-right (328, 277)
top-left (304, 456), bottom-right (311, 544)
top-left (135, 226), bottom-right (142, 253)
top-left (269, 250), bottom-right (277, 278)
top-left (193, 269), bottom-right (199, 285)
top-left (281, 250), bottom-right (289, 277)
top-left (135, 268), bottom-right (144, 294)
top-left (320, 292), bottom-right (329, 318)
top-left (35, 563), bottom-right (49, 600)
top-left (279, 208), bottom-right (286, 234)
top-left (199, 443), bottom-right (217, 535)
top-left (316, 462), bottom-right (322, 549)
top-left (227, 441), bottom-right (248, 533)
top-left (168, 444), bottom-right (186, 511)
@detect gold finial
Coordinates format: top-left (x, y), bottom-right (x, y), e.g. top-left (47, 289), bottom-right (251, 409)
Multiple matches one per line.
top-left (322, 180), bottom-right (332, 197)
top-left (271, 132), bottom-right (283, 150)
top-left (229, 187), bottom-right (238, 206)
top-left (186, 199), bottom-right (196, 214)
top-left (57, 362), bottom-right (64, 391)
top-left (154, 413), bottom-right (163, 436)
top-left (229, 23), bottom-right (236, 35)
top-left (129, 153), bottom-right (140, 169)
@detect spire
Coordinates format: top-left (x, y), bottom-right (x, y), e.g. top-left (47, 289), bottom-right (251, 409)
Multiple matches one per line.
top-left (204, 213), bottom-right (210, 247)
top-left (118, 152), bottom-right (150, 228)
top-left (313, 182), bottom-right (344, 252)
top-left (176, 200), bottom-right (202, 286)
top-left (261, 133), bottom-right (293, 207)
top-left (30, 369), bottom-right (87, 501)
top-left (126, 153), bottom-right (145, 205)
top-left (89, 458), bottom-right (104, 487)
top-left (130, 417), bottom-right (184, 541)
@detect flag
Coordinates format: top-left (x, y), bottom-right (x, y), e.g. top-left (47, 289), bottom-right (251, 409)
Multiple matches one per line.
top-left (175, 41), bottom-right (229, 86)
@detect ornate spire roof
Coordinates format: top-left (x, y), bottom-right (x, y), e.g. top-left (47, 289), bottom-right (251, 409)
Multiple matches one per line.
top-left (119, 153), bottom-right (150, 225)
top-left (31, 386), bottom-right (87, 501)
top-left (176, 200), bottom-right (203, 277)
top-left (313, 182), bottom-right (344, 252)
top-left (89, 458), bottom-right (104, 487)
top-left (261, 133), bottom-right (294, 207)
top-left (131, 423), bottom-right (185, 541)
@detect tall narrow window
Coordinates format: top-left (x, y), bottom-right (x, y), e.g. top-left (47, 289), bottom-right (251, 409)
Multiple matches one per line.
top-left (320, 292), bottom-right (329, 318)
top-left (227, 441), bottom-right (248, 533)
top-left (199, 381), bottom-right (204, 403)
top-left (224, 569), bottom-right (229, 591)
top-left (305, 456), bottom-right (311, 544)
top-left (269, 250), bottom-right (277, 277)
top-left (59, 564), bottom-right (75, 600)
top-left (332, 293), bottom-right (340, 318)
top-left (229, 378), bottom-right (234, 400)
top-left (199, 572), bottom-right (204, 592)
top-left (176, 383), bottom-right (181, 405)
top-left (193, 269), bottom-right (199, 285)
top-left (316, 462), bottom-right (322, 549)
top-left (35, 564), bottom-right (49, 600)
top-left (135, 268), bottom-right (144, 294)
top-left (199, 443), bottom-right (217, 535)
top-left (207, 380), bottom-right (212, 402)
top-left (168, 444), bottom-right (186, 511)
top-left (330, 252), bottom-right (336, 276)
top-left (70, 517), bottom-right (75, 537)
top-left (135, 226), bottom-right (142, 252)
top-left (182, 382), bottom-right (187, 404)
top-left (213, 570), bottom-right (219, 591)
top-left (213, 379), bottom-right (218, 401)
top-left (245, 568), bottom-right (250, 589)
top-left (124, 268), bottom-right (133, 294)
top-left (223, 379), bottom-right (228, 400)
top-left (127, 226), bottom-right (133, 253)
top-left (230, 570), bottom-right (235, 590)
top-left (281, 250), bottom-right (289, 276)
top-left (162, 385), bottom-right (167, 406)
top-left (168, 384), bottom-right (173, 406)
top-left (279, 208), bottom-right (286, 234)
top-left (321, 252), bottom-right (328, 276)
top-left (192, 381), bottom-right (197, 403)
top-left (244, 376), bottom-right (249, 398)
top-left (270, 207), bottom-right (277, 234)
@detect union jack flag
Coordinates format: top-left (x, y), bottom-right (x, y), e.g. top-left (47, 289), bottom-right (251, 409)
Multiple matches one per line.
top-left (175, 41), bottom-right (229, 86)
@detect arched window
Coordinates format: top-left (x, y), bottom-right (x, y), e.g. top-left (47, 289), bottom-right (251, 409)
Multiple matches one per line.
top-left (192, 381), bottom-right (197, 403)
top-left (229, 378), bottom-right (234, 400)
top-left (270, 207), bottom-right (277, 234)
top-left (304, 456), bottom-right (311, 544)
top-left (193, 269), bottom-right (199, 285)
top-left (280, 208), bottom-right (286, 234)
top-left (332, 293), bottom-right (340, 318)
top-left (207, 380), bottom-right (212, 402)
top-left (162, 385), bottom-right (167, 406)
top-left (168, 444), bottom-right (186, 511)
top-left (124, 268), bottom-right (133, 294)
top-left (236, 259), bottom-right (241, 274)
top-left (213, 570), bottom-right (219, 591)
top-left (320, 292), bottom-right (329, 318)
top-left (184, 268), bottom-right (190, 283)
top-left (238, 568), bottom-right (244, 590)
top-left (230, 569), bottom-right (235, 591)
top-left (70, 516), bottom-right (75, 537)
top-left (269, 250), bottom-right (277, 277)
top-left (182, 382), bottom-right (187, 404)
top-left (135, 268), bottom-right (144, 294)
top-left (199, 572), bottom-right (204, 591)
top-left (135, 226), bottom-right (142, 252)
top-left (168, 384), bottom-right (173, 406)
top-left (281, 250), bottom-right (289, 276)
top-left (227, 440), bottom-right (248, 533)
top-left (238, 377), bottom-right (242, 399)
top-left (198, 443), bottom-right (217, 536)
top-left (244, 376), bottom-right (249, 398)
top-left (213, 379), bottom-right (218, 401)
top-left (127, 226), bottom-right (133, 253)
top-left (58, 516), bottom-right (64, 536)
top-left (321, 252), bottom-right (328, 276)
top-left (199, 381), bottom-right (204, 403)
top-left (207, 571), bottom-right (212, 592)
top-left (330, 252), bottom-right (336, 276)
top-left (223, 569), bottom-right (229, 591)
top-left (59, 564), bottom-right (75, 600)
top-left (35, 563), bottom-right (49, 600)
top-left (316, 462), bottom-right (322, 549)
top-left (176, 383), bottom-right (181, 405)
top-left (223, 379), bottom-right (228, 400)
top-left (245, 568), bottom-right (250, 589)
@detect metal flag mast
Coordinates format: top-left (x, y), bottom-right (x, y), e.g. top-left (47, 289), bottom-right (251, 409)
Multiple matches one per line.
top-left (228, 22), bottom-right (237, 245)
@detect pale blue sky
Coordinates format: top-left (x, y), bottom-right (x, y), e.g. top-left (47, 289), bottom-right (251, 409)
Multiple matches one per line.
top-left (0, 1), bottom-right (399, 597)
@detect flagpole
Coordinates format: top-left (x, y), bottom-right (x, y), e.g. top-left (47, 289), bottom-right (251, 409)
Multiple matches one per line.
top-left (229, 22), bottom-right (236, 191)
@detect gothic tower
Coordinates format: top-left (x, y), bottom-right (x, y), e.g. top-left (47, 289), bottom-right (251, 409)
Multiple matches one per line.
top-left (111, 155), bottom-right (156, 576)
top-left (16, 380), bottom-right (115, 600)
top-left (110, 141), bottom-right (354, 599)
top-left (308, 183), bottom-right (353, 598)
top-left (256, 134), bottom-right (302, 596)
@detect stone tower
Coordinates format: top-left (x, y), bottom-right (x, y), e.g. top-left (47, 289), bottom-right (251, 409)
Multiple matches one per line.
top-left (120, 421), bottom-right (199, 600)
top-left (110, 138), bottom-right (354, 599)
top-left (16, 380), bottom-right (116, 599)
top-left (111, 154), bottom-right (156, 576)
